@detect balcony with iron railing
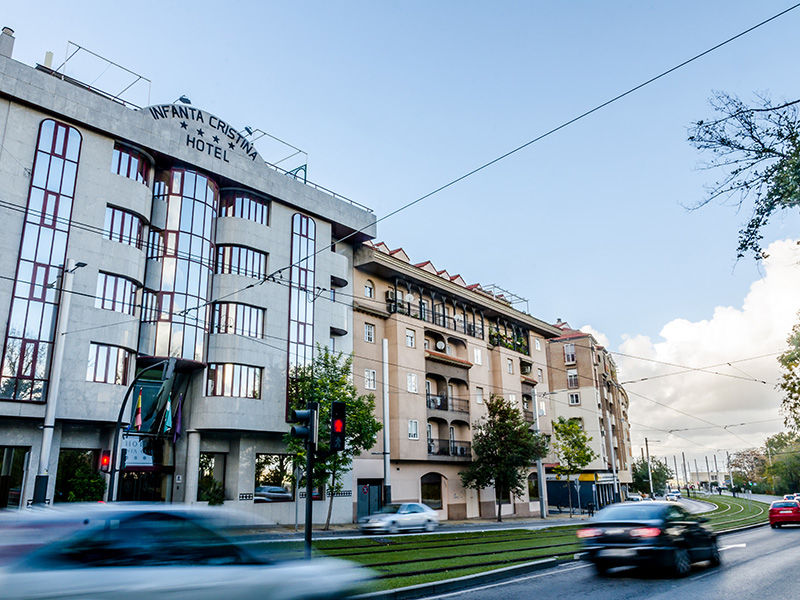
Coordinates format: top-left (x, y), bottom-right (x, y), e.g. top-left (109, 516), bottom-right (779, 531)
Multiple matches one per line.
top-left (427, 438), bottom-right (472, 460)
top-left (387, 299), bottom-right (485, 340)
top-left (426, 394), bottom-right (470, 414)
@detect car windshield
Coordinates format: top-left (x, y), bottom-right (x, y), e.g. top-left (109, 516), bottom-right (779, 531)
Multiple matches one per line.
top-left (594, 504), bottom-right (666, 520)
top-left (378, 504), bottom-right (401, 514)
top-left (772, 501), bottom-right (798, 508)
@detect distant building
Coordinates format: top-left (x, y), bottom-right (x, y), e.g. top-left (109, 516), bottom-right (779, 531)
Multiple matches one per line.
top-left (546, 323), bottom-right (633, 506)
top-left (0, 27), bottom-right (374, 522)
top-left (350, 241), bottom-right (563, 520)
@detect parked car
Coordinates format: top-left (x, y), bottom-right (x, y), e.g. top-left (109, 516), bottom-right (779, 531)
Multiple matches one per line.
top-left (359, 503), bottom-right (439, 534)
top-left (577, 501), bottom-right (720, 577)
top-left (625, 494), bottom-right (643, 502)
top-left (0, 504), bottom-right (371, 599)
top-left (769, 500), bottom-right (800, 528)
top-left (254, 486), bottom-right (293, 503)
top-left (782, 493), bottom-right (797, 501)
top-left (665, 492), bottom-right (680, 502)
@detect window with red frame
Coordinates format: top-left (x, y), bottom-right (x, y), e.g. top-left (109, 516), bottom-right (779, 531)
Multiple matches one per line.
top-left (104, 206), bottom-right (144, 249)
top-left (206, 363), bottom-right (262, 398)
top-left (219, 192), bottom-right (269, 226)
top-left (86, 343), bottom-right (132, 385)
top-left (111, 144), bottom-right (150, 185)
top-left (95, 272), bottom-right (138, 315)
top-left (215, 245), bottom-right (267, 279)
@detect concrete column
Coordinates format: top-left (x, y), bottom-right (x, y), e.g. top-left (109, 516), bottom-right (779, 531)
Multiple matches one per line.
top-left (0, 447), bottom-right (13, 508)
top-left (184, 431), bottom-right (200, 504)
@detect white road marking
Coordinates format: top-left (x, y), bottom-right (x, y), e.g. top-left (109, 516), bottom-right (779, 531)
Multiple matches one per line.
top-left (419, 563), bottom-right (591, 600)
top-left (720, 543), bottom-right (746, 551)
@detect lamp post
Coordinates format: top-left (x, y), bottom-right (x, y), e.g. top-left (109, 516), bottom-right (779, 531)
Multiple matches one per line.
top-left (533, 391), bottom-right (549, 519)
top-left (645, 438), bottom-right (662, 497)
top-left (33, 259), bottom-right (86, 504)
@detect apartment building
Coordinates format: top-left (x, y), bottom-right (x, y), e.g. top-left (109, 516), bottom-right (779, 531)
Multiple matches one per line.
top-left (546, 323), bottom-right (633, 506)
top-left (0, 28), bottom-right (375, 523)
top-left (350, 241), bottom-right (563, 521)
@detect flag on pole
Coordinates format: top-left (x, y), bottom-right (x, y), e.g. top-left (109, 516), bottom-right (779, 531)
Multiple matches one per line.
top-left (172, 393), bottom-right (183, 444)
top-left (134, 389), bottom-right (143, 431)
top-left (163, 395), bottom-right (172, 433)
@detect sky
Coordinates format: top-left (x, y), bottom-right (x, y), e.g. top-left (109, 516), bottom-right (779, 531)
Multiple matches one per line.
top-left (4, 1), bottom-right (800, 465)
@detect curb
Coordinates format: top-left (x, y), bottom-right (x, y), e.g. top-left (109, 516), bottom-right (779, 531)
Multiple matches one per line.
top-left (353, 520), bottom-right (769, 600)
top-left (352, 556), bottom-right (578, 600)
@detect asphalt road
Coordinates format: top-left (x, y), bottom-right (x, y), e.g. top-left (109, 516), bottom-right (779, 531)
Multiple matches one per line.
top-left (419, 524), bottom-right (797, 600)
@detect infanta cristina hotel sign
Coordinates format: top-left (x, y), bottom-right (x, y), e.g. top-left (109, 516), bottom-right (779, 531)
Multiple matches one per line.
top-left (147, 104), bottom-right (261, 163)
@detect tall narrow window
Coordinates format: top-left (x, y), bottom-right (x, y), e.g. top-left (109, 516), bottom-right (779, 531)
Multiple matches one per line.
top-left (1, 120), bottom-right (81, 402)
top-left (567, 368), bottom-right (579, 389)
top-left (364, 369), bottom-right (377, 390)
top-left (564, 343), bottom-right (576, 364)
top-left (287, 214), bottom-right (316, 415)
top-left (364, 323), bottom-right (375, 343)
top-left (407, 373), bottom-right (418, 393)
top-left (364, 280), bottom-right (374, 299)
top-left (405, 328), bottom-right (415, 348)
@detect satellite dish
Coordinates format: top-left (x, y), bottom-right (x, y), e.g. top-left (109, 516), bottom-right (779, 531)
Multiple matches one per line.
top-left (405, 293), bottom-right (415, 303)
top-left (435, 340), bottom-right (446, 351)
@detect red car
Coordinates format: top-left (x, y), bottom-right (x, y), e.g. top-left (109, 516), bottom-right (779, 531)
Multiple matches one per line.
top-left (769, 500), bottom-right (800, 528)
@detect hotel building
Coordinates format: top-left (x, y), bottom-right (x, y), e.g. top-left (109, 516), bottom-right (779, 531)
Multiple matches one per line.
top-left (0, 28), bottom-right (374, 523)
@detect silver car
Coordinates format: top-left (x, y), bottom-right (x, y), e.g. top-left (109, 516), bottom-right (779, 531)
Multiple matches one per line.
top-left (359, 503), bottom-right (439, 534)
top-left (0, 504), bottom-right (371, 599)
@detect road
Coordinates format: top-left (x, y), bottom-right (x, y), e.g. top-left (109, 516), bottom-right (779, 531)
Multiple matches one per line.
top-left (420, 524), bottom-right (796, 600)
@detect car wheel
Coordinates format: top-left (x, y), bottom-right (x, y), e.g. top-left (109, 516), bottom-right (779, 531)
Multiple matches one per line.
top-left (776, 523), bottom-right (782, 528)
top-left (594, 561), bottom-right (610, 577)
top-left (771, 523), bottom-right (777, 529)
top-left (388, 522), bottom-right (399, 534)
top-left (672, 548), bottom-right (691, 577)
top-left (708, 541), bottom-right (721, 567)
top-left (425, 520), bottom-right (436, 532)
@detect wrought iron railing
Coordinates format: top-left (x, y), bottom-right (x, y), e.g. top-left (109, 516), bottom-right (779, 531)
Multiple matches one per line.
top-left (427, 438), bottom-right (472, 459)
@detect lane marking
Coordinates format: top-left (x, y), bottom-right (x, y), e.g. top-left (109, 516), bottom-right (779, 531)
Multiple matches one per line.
top-left (420, 563), bottom-right (591, 600)
top-left (720, 543), bottom-right (746, 551)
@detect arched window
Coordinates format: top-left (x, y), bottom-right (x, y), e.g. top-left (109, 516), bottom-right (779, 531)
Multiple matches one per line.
top-left (528, 472), bottom-right (539, 500)
top-left (364, 280), bottom-right (374, 299)
top-left (421, 472), bottom-right (442, 509)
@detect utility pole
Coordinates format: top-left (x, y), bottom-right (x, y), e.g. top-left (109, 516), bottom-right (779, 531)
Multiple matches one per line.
top-left (33, 259), bottom-right (85, 504)
top-left (533, 391), bottom-right (549, 519)
top-left (645, 438), bottom-right (654, 497)
top-left (694, 458), bottom-right (700, 491)
top-left (673, 455), bottom-right (680, 490)
top-left (726, 451), bottom-right (734, 497)
top-left (381, 339), bottom-right (391, 504)
top-left (705, 456), bottom-right (711, 492)
top-left (714, 454), bottom-right (720, 492)
top-left (681, 452), bottom-right (689, 497)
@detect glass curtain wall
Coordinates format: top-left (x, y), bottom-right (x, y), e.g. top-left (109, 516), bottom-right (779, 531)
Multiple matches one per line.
top-left (141, 169), bottom-right (216, 362)
top-left (286, 213), bottom-right (316, 415)
top-left (0, 119), bottom-right (81, 401)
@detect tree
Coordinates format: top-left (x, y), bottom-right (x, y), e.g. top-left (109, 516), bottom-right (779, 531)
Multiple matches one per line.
top-left (688, 92), bottom-right (800, 260)
top-left (460, 395), bottom-right (548, 522)
top-left (689, 93), bottom-right (800, 428)
top-left (630, 457), bottom-right (673, 496)
top-left (768, 448), bottom-right (800, 494)
top-left (285, 346), bottom-right (382, 530)
top-left (730, 448), bottom-right (768, 486)
top-left (551, 417), bottom-right (598, 517)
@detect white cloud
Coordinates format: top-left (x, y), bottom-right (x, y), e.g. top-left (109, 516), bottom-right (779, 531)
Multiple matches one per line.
top-left (613, 239), bottom-right (800, 466)
top-left (579, 325), bottom-right (610, 348)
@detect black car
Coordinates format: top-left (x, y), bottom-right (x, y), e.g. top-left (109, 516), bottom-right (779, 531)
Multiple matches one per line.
top-left (577, 502), bottom-right (720, 577)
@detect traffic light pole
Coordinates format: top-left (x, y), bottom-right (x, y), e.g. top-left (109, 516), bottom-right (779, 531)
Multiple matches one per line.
top-left (304, 435), bottom-right (314, 559)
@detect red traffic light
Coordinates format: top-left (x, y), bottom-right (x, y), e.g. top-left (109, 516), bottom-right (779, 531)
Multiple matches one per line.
top-left (332, 418), bottom-right (344, 433)
top-left (100, 450), bottom-right (111, 472)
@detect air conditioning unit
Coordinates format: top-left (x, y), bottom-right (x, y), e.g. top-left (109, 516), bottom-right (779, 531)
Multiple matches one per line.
top-left (385, 290), bottom-right (396, 302)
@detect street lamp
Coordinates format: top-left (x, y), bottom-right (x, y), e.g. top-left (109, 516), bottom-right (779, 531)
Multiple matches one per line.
top-left (172, 95), bottom-right (191, 104)
top-left (33, 259), bottom-right (86, 504)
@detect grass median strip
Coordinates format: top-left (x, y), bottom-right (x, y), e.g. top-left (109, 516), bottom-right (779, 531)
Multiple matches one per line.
top-left (252, 496), bottom-right (768, 592)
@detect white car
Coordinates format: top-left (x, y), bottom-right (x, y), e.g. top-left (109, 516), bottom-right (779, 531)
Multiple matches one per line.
top-left (359, 502), bottom-right (439, 534)
top-left (0, 504), bottom-right (371, 600)
top-left (625, 494), bottom-right (643, 502)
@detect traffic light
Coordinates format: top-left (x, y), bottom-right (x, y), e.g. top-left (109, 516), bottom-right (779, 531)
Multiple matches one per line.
top-left (330, 401), bottom-right (346, 451)
top-left (119, 448), bottom-right (127, 471)
top-left (99, 450), bottom-right (111, 472)
top-left (290, 402), bottom-right (318, 448)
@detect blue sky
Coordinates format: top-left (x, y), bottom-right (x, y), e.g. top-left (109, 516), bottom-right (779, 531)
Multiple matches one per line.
top-left (6, 2), bottom-right (800, 454)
